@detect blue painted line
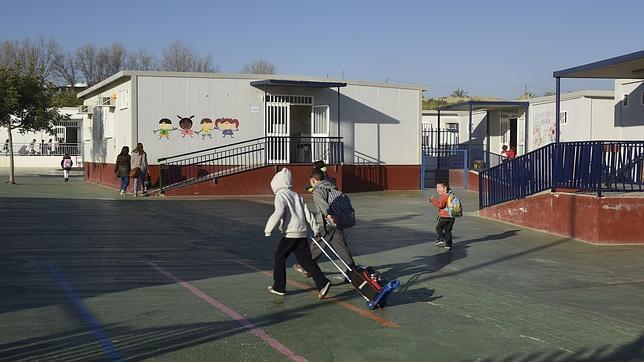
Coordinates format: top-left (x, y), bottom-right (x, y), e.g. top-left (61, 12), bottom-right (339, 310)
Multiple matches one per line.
top-left (48, 264), bottom-right (123, 362)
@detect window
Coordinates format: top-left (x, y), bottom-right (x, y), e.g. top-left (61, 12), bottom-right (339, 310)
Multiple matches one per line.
top-left (559, 111), bottom-right (567, 124)
top-left (118, 89), bottom-right (129, 110)
top-left (623, 94), bottom-right (629, 107)
top-left (446, 123), bottom-right (459, 131)
top-left (641, 91), bottom-right (644, 106)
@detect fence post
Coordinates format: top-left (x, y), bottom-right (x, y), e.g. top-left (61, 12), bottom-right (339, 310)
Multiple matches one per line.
top-left (159, 162), bottom-right (164, 194)
top-left (596, 143), bottom-right (603, 197)
top-left (478, 170), bottom-right (483, 209)
top-left (464, 150), bottom-right (469, 191)
top-left (551, 143), bottom-right (558, 192)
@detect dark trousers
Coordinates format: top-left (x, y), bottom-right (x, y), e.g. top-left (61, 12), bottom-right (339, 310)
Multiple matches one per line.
top-left (273, 237), bottom-right (329, 293)
top-left (310, 228), bottom-right (355, 268)
top-left (436, 217), bottom-right (455, 247)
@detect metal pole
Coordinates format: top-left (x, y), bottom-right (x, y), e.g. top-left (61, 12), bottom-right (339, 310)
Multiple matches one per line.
top-left (468, 102), bottom-right (473, 169)
top-left (524, 103), bottom-right (529, 154)
top-left (485, 110), bottom-right (490, 167)
top-left (552, 78), bottom-right (561, 192)
top-left (337, 87), bottom-right (341, 165)
top-left (437, 109), bottom-right (441, 149)
top-left (555, 77), bottom-right (561, 144)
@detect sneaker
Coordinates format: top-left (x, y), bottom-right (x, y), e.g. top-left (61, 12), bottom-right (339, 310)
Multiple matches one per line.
top-left (318, 281), bottom-right (331, 299)
top-left (434, 241), bottom-right (445, 247)
top-left (444, 245), bottom-right (452, 251)
top-left (120, 190), bottom-right (125, 196)
top-left (292, 264), bottom-right (310, 278)
top-left (64, 178), bottom-right (69, 182)
top-left (133, 193), bottom-right (138, 197)
top-left (268, 286), bottom-right (285, 296)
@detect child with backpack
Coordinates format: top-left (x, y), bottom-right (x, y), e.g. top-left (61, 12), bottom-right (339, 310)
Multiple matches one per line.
top-left (60, 154), bottom-right (73, 182)
top-left (430, 181), bottom-right (462, 250)
top-left (264, 168), bottom-right (332, 299)
top-left (293, 169), bottom-right (357, 278)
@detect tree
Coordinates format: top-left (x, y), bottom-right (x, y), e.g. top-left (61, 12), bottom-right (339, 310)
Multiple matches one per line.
top-left (160, 40), bottom-right (217, 72)
top-left (241, 59), bottom-right (276, 74)
top-left (51, 46), bottom-right (78, 86)
top-left (0, 36), bottom-right (59, 82)
top-left (519, 91), bottom-right (536, 100)
top-left (74, 42), bottom-right (129, 86)
top-left (127, 49), bottom-right (157, 71)
top-left (0, 67), bottom-right (66, 183)
top-left (450, 89), bottom-right (469, 98)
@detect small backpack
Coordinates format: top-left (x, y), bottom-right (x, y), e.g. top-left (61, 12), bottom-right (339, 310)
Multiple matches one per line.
top-left (63, 158), bottom-right (73, 169)
top-left (447, 191), bottom-right (463, 218)
top-left (327, 188), bottom-right (356, 229)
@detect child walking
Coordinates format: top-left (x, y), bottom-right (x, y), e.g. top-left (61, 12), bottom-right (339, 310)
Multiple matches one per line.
top-left (264, 168), bottom-right (332, 299)
top-left (430, 181), bottom-right (457, 250)
top-left (60, 154), bottom-right (73, 182)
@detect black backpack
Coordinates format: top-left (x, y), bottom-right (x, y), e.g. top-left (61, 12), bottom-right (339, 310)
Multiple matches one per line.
top-left (327, 188), bottom-right (356, 229)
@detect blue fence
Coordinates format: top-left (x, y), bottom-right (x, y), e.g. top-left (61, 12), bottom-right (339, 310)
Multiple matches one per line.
top-left (479, 141), bottom-right (644, 208)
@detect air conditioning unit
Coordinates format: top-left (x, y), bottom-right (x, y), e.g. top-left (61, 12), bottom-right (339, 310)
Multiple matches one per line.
top-left (100, 96), bottom-right (116, 107)
top-left (78, 105), bottom-right (93, 114)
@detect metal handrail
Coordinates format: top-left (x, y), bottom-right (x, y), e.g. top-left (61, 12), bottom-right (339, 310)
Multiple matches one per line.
top-left (479, 140), bottom-right (644, 209)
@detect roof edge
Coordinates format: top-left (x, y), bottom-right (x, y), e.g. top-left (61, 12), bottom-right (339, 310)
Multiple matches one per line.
top-left (78, 71), bottom-right (426, 98)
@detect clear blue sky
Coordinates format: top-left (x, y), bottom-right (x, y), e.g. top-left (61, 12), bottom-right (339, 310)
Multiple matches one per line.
top-left (1, 0), bottom-right (643, 99)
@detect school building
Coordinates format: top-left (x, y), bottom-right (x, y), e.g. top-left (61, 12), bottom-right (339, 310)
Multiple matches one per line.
top-left (476, 50), bottom-right (644, 245)
top-left (0, 107), bottom-right (84, 168)
top-left (76, 71), bottom-right (425, 195)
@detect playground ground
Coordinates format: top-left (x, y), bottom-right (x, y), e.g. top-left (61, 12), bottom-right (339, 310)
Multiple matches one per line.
top-left (1, 169), bottom-right (644, 361)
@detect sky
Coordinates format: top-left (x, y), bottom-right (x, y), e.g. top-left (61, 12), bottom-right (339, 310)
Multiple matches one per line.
top-left (1, 0), bottom-right (643, 99)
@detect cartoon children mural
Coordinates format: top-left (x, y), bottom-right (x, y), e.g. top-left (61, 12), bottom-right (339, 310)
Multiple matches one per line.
top-left (197, 118), bottom-right (214, 139)
top-left (177, 115), bottom-right (195, 138)
top-left (153, 118), bottom-right (176, 139)
top-left (154, 116), bottom-right (241, 140)
top-left (215, 118), bottom-right (240, 138)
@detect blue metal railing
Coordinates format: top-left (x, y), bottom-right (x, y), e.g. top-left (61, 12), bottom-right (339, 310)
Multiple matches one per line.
top-left (479, 141), bottom-right (644, 208)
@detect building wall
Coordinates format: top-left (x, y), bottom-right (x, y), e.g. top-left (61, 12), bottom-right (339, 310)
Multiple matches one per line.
top-left (80, 78), bottom-right (134, 165)
top-left (82, 75), bottom-right (422, 166)
top-left (614, 79), bottom-right (644, 139)
top-left (480, 192), bottom-right (644, 244)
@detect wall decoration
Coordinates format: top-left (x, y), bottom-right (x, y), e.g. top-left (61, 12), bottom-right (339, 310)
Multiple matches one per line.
top-left (177, 115), bottom-right (195, 138)
top-left (215, 118), bottom-right (240, 138)
top-left (198, 118), bottom-right (214, 139)
top-left (154, 118), bottom-right (175, 140)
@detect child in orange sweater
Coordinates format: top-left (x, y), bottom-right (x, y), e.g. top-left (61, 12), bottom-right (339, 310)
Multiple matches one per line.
top-left (430, 181), bottom-right (454, 250)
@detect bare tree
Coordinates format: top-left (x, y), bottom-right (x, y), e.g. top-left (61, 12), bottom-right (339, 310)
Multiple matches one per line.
top-left (160, 40), bottom-right (217, 72)
top-left (103, 42), bottom-right (128, 77)
top-left (127, 49), bottom-right (157, 71)
top-left (241, 59), bottom-right (276, 74)
top-left (75, 43), bottom-right (100, 85)
top-left (75, 42), bottom-right (129, 85)
top-left (51, 46), bottom-right (78, 86)
top-left (0, 36), bottom-right (58, 81)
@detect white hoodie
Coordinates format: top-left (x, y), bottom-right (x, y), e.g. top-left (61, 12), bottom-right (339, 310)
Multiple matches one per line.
top-left (264, 168), bottom-right (320, 238)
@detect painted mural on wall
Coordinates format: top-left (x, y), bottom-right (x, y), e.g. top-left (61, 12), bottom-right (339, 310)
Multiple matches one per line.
top-left (531, 110), bottom-right (556, 149)
top-left (153, 116), bottom-right (240, 140)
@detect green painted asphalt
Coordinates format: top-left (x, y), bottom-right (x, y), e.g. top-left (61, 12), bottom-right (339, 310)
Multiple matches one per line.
top-left (1, 169), bottom-right (644, 361)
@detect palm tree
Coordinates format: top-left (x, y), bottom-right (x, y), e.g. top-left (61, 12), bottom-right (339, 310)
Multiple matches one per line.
top-left (450, 89), bottom-right (468, 98)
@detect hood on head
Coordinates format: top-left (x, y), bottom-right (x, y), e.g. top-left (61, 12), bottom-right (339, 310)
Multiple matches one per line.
top-left (271, 168), bottom-right (292, 194)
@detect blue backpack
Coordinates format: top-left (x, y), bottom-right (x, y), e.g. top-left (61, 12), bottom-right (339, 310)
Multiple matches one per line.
top-left (327, 188), bottom-right (356, 228)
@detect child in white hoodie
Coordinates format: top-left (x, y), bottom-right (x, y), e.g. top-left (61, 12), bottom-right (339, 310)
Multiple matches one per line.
top-left (265, 168), bottom-right (332, 299)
